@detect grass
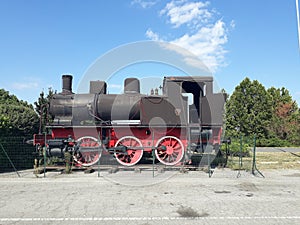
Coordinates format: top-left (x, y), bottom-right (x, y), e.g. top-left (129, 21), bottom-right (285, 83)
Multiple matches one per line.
top-left (227, 151), bottom-right (300, 170)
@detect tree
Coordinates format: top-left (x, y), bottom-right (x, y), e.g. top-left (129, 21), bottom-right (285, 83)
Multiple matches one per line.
top-left (225, 78), bottom-right (272, 138)
top-left (34, 88), bottom-right (54, 133)
top-left (0, 115), bottom-right (9, 130)
top-left (288, 109), bottom-right (300, 145)
top-left (0, 89), bottom-right (39, 137)
top-left (267, 87), bottom-right (300, 145)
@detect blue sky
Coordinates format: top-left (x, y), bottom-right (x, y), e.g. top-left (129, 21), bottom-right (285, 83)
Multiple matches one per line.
top-left (0, 0), bottom-right (299, 105)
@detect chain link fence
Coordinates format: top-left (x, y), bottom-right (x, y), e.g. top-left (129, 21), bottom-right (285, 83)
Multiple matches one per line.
top-left (2, 135), bottom-right (299, 178)
top-left (224, 135), bottom-right (300, 177)
top-left (0, 137), bottom-right (35, 173)
top-left (0, 135), bottom-right (254, 174)
top-left (223, 135), bottom-right (265, 177)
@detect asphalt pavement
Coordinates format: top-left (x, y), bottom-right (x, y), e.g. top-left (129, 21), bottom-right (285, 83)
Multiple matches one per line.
top-left (0, 168), bottom-right (299, 225)
top-left (255, 147), bottom-right (300, 153)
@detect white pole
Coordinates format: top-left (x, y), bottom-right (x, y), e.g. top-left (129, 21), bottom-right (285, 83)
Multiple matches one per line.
top-left (296, 0), bottom-right (300, 53)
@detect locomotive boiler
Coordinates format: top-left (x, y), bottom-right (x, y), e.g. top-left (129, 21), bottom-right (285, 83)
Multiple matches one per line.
top-left (34, 75), bottom-right (226, 167)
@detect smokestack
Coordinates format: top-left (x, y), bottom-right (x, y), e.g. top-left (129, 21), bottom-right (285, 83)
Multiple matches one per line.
top-left (62, 75), bottom-right (73, 94)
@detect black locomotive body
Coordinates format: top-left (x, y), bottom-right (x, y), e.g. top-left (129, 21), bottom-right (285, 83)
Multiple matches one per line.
top-left (34, 75), bottom-right (226, 167)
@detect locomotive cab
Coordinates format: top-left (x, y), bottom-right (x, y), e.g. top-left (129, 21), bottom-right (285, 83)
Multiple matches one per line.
top-left (162, 76), bottom-right (225, 126)
top-left (162, 76), bottom-right (226, 153)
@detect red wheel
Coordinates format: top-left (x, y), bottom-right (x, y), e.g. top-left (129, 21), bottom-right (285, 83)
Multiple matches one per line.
top-left (155, 136), bottom-right (184, 166)
top-left (114, 136), bottom-right (143, 166)
top-left (74, 136), bottom-right (101, 167)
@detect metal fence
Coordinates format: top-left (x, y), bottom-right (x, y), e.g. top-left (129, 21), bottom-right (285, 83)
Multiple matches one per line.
top-left (4, 135), bottom-right (299, 179)
top-left (0, 135), bottom-right (256, 174)
top-left (0, 137), bottom-right (35, 172)
top-left (222, 135), bottom-right (264, 177)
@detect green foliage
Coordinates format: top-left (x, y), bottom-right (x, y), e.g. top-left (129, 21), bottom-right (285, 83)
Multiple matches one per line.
top-left (223, 137), bottom-right (251, 156)
top-left (0, 89), bottom-right (39, 137)
top-left (287, 111), bottom-right (300, 146)
top-left (0, 89), bottom-right (32, 108)
top-left (256, 137), bottom-right (291, 147)
top-left (225, 78), bottom-right (300, 147)
top-left (225, 78), bottom-right (272, 139)
top-left (34, 88), bottom-right (54, 133)
top-left (267, 87), bottom-right (295, 108)
top-left (267, 87), bottom-right (300, 146)
top-left (0, 104), bottom-right (39, 136)
top-left (0, 115), bottom-right (9, 129)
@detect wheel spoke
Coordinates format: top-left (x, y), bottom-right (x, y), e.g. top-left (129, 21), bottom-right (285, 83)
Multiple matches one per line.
top-left (74, 136), bottom-right (101, 167)
top-left (114, 136), bottom-right (143, 166)
top-left (172, 152), bottom-right (179, 157)
top-left (155, 136), bottom-right (184, 166)
top-left (171, 140), bottom-right (177, 148)
top-left (161, 153), bottom-right (168, 160)
top-left (173, 145), bottom-right (181, 150)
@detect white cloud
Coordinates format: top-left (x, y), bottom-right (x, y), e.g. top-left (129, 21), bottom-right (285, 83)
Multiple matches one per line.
top-left (12, 82), bottom-right (39, 90)
top-left (230, 20), bottom-right (236, 29)
top-left (109, 84), bottom-right (123, 89)
top-left (146, 1), bottom-right (230, 72)
top-left (131, 0), bottom-right (157, 9)
top-left (171, 20), bottom-right (228, 72)
top-left (160, 0), bottom-right (211, 28)
top-left (145, 28), bottom-right (161, 41)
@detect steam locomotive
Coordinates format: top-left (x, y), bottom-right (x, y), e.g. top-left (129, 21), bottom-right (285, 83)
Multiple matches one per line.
top-left (34, 75), bottom-right (225, 167)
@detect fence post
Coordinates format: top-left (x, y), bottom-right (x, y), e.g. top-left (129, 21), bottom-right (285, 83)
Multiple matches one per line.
top-left (43, 133), bottom-right (47, 178)
top-left (152, 130), bottom-right (155, 178)
top-left (251, 134), bottom-right (264, 178)
top-left (252, 135), bottom-right (256, 175)
top-left (97, 130), bottom-right (102, 178)
top-left (237, 135), bottom-right (243, 178)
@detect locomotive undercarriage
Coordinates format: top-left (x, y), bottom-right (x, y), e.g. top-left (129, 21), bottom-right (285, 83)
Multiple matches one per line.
top-left (35, 124), bottom-right (223, 168)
